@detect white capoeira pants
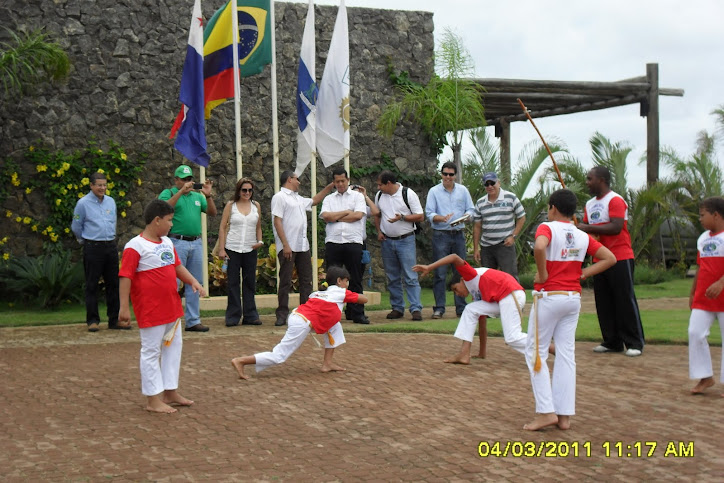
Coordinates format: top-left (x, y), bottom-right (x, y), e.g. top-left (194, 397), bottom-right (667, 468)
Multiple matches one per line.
top-left (688, 309), bottom-right (724, 381)
top-left (254, 313), bottom-right (346, 373)
top-left (526, 291), bottom-right (580, 415)
top-left (453, 290), bottom-right (527, 354)
top-left (139, 320), bottom-right (182, 397)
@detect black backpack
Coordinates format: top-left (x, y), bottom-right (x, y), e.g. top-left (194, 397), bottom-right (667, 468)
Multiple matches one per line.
top-left (375, 186), bottom-right (422, 235)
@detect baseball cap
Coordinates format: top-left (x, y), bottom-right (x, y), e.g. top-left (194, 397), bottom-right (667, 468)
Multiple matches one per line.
top-left (482, 172), bottom-right (498, 183)
top-left (174, 165), bottom-right (193, 178)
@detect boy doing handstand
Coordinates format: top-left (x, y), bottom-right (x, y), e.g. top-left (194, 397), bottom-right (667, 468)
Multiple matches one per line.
top-left (231, 266), bottom-right (367, 379)
top-left (413, 254), bottom-right (527, 364)
top-left (524, 189), bottom-right (615, 431)
top-left (688, 196), bottom-right (724, 396)
top-left (119, 200), bottom-right (206, 414)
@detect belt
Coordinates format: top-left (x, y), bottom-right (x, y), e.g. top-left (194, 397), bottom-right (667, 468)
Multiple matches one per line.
top-left (83, 239), bottom-right (115, 245)
top-left (169, 234), bottom-right (200, 241)
top-left (533, 290), bottom-right (580, 298)
top-left (433, 229), bottom-right (464, 234)
top-left (383, 232), bottom-right (414, 241)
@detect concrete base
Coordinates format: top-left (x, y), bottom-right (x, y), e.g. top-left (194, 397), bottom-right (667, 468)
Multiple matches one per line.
top-left (198, 291), bottom-right (382, 311)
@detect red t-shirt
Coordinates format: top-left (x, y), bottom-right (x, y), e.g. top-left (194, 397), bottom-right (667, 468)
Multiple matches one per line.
top-left (455, 261), bottom-right (522, 302)
top-left (692, 230), bottom-right (724, 312)
top-left (119, 235), bottom-right (184, 328)
top-left (583, 191), bottom-right (634, 260)
top-left (534, 221), bottom-right (603, 292)
top-left (296, 285), bottom-right (360, 334)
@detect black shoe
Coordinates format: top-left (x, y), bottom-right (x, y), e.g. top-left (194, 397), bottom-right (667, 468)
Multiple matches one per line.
top-left (242, 319), bottom-right (262, 326)
top-left (275, 318), bottom-right (287, 327)
top-left (186, 324), bottom-right (210, 332)
top-left (225, 321), bottom-right (240, 327)
top-left (353, 316), bottom-right (370, 324)
top-left (386, 310), bottom-right (404, 319)
top-left (411, 311), bottom-right (423, 321)
top-left (109, 323), bottom-right (131, 330)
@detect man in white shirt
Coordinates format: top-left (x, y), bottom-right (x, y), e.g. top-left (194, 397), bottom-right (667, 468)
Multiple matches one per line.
top-left (271, 170), bottom-right (333, 326)
top-left (320, 167), bottom-right (370, 324)
top-left (374, 170), bottom-right (425, 321)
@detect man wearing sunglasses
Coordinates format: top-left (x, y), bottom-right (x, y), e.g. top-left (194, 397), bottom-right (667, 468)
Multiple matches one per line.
top-left (425, 162), bottom-right (475, 319)
top-left (472, 172), bottom-right (525, 280)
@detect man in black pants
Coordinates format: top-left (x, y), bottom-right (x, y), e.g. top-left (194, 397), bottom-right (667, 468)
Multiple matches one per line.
top-left (71, 172), bottom-right (125, 332)
top-left (320, 167), bottom-right (369, 324)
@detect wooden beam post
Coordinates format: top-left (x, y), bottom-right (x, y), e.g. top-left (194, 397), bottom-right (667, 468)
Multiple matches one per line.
top-left (646, 63), bottom-right (660, 185)
top-left (497, 120), bottom-right (511, 184)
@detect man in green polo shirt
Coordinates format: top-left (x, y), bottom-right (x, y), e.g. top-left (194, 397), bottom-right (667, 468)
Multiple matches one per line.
top-left (159, 165), bottom-right (217, 332)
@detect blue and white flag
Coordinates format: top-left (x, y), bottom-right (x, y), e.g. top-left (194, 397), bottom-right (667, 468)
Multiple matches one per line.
top-left (170, 0), bottom-right (210, 167)
top-left (316, 0), bottom-right (349, 167)
top-left (295, 0), bottom-right (317, 176)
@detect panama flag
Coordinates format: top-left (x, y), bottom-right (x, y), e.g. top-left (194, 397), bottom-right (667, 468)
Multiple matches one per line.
top-left (316, 0), bottom-right (349, 167)
top-left (294, 0), bottom-right (317, 176)
top-left (169, 0), bottom-right (210, 167)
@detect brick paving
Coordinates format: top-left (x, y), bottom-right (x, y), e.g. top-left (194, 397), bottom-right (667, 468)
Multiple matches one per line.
top-left (1, 309), bottom-right (722, 481)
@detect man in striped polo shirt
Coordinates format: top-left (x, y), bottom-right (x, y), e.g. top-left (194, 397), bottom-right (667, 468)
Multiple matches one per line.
top-left (472, 172), bottom-right (526, 280)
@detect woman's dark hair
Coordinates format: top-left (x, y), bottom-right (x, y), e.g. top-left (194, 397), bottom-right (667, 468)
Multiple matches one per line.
top-left (233, 177), bottom-right (255, 202)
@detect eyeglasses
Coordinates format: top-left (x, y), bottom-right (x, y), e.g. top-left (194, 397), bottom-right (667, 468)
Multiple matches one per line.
top-left (484, 181), bottom-right (497, 187)
top-left (441, 172), bottom-right (456, 177)
top-left (240, 188), bottom-right (253, 193)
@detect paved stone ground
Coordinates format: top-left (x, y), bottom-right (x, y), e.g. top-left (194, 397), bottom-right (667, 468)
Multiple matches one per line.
top-left (1, 304), bottom-right (722, 481)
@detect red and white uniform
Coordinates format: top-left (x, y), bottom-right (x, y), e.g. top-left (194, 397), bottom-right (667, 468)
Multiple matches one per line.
top-left (254, 285), bottom-right (358, 373)
top-left (688, 230), bottom-right (724, 382)
top-left (119, 235), bottom-right (184, 397)
top-left (527, 221), bottom-right (602, 416)
top-left (583, 191), bottom-right (633, 260)
top-left (454, 262), bottom-right (527, 353)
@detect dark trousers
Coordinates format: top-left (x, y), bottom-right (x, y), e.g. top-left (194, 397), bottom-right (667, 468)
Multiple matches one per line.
top-left (225, 248), bottom-right (259, 324)
top-left (432, 230), bottom-right (467, 315)
top-left (82, 241), bottom-right (120, 326)
top-left (480, 242), bottom-right (519, 280)
top-left (593, 258), bottom-right (645, 351)
top-left (276, 250), bottom-right (313, 321)
top-left (325, 242), bottom-right (364, 319)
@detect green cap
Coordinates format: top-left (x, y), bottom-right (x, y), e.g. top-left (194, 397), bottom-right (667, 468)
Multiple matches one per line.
top-left (174, 165), bottom-right (193, 178)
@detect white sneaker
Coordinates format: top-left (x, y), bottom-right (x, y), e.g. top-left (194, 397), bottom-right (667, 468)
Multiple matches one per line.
top-left (432, 310), bottom-right (443, 319)
top-left (625, 348), bottom-right (642, 357)
top-left (593, 345), bottom-right (615, 353)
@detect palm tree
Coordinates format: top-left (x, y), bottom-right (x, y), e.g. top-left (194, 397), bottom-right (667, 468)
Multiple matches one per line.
top-left (0, 28), bottom-right (70, 98)
top-left (377, 28), bottom-right (486, 181)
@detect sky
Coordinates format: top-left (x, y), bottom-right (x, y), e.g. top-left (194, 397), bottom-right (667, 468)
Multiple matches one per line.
top-left (286, 0), bottom-right (724, 189)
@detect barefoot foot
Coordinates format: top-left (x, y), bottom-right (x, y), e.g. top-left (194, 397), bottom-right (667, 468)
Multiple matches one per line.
top-left (231, 358), bottom-right (250, 380)
top-left (557, 415), bottom-right (570, 430)
top-left (523, 413), bottom-right (559, 431)
top-left (145, 400), bottom-right (177, 414)
top-left (162, 391), bottom-right (194, 406)
top-left (471, 353), bottom-right (486, 360)
top-left (691, 377), bottom-right (714, 394)
top-left (444, 353), bottom-right (471, 365)
top-left (321, 363), bottom-right (346, 373)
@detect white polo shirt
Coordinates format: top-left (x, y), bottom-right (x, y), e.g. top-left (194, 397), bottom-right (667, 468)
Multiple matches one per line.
top-left (320, 188), bottom-right (366, 244)
top-left (376, 183), bottom-right (423, 238)
top-left (271, 187), bottom-right (313, 253)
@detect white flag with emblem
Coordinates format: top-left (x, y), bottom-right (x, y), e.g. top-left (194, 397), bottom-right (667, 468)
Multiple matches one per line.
top-left (316, 0), bottom-right (349, 167)
top-left (295, 0), bottom-right (317, 176)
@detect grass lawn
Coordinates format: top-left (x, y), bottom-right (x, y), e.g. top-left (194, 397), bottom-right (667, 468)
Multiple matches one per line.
top-left (0, 278), bottom-right (719, 346)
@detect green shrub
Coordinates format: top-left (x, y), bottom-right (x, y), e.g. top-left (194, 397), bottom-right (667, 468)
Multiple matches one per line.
top-left (634, 264), bottom-right (679, 285)
top-left (0, 250), bottom-right (84, 308)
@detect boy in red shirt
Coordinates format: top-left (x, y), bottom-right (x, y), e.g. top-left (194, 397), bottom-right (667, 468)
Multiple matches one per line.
top-left (231, 266), bottom-right (368, 380)
top-left (119, 200), bottom-right (206, 414)
top-left (525, 189), bottom-right (615, 431)
top-left (688, 196), bottom-right (724, 396)
top-left (413, 254), bottom-right (527, 364)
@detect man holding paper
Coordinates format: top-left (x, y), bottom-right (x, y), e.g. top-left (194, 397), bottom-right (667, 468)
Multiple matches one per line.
top-left (425, 161), bottom-right (475, 319)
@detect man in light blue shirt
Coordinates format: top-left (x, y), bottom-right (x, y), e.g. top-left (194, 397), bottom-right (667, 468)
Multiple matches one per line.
top-left (425, 162), bottom-right (475, 318)
top-left (71, 172), bottom-right (125, 332)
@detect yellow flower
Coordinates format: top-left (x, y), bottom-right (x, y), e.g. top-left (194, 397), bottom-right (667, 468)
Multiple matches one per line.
top-left (25, 187), bottom-right (32, 194)
top-left (114, 167), bottom-right (120, 174)
top-left (1, 237), bottom-right (7, 243)
top-left (62, 162), bottom-right (70, 171)
top-left (36, 165), bottom-right (47, 172)
top-left (97, 168), bottom-right (104, 173)
top-left (121, 153), bottom-right (127, 161)
top-left (81, 168), bottom-right (87, 174)
top-left (15, 216), bottom-right (21, 222)
top-left (73, 185), bottom-right (78, 190)
top-left (3, 253), bottom-right (9, 260)
top-left (46, 226), bottom-right (53, 232)
top-left (22, 217), bottom-right (31, 224)
top-left (78, 193), bottom-right (84, 199)
top-left (81, 177), bottom-right (89, 186)
top-left (31, 225), bottom-right (38, 232)
top-left (119, 191), bottom-right (126, 197)
top-left (64, 228), bottom-right (70, 234)
top-left (126, 201), bottom-right (132, 207)
top-left (62, 189), bottom-right (68, 195)
top-left (67, 183), bottom-right (73, 189)
top-left (50, 234), bottom-right (58, 242)
top-left (5, 210), bottom-right (11, 217)
top-left (11, 173), bottom-right (20, 186)
top-left (107, 182), bottom-right (115, 189)
top-left (41, 230), bottom-right (47, 235)
top-left (55, 199), bottom-right (62, 206)
top-left (137, 179), bottom-right (142, 186)
top-left (97, 149), bottom-right (103, 155)
top-left (106, 189), bottom-right (111, 196)
top-left (121, 211), bottom-right (127, 218)
top-left (29, 146), bottom-right (34, 152)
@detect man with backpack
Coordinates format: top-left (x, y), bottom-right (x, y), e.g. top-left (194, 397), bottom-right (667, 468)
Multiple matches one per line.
top-left (374, 170), bottom-right (424, 321)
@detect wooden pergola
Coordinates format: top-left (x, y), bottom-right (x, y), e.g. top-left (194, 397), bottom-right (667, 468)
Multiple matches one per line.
top-left (471, 63), bottom-right (684, 185)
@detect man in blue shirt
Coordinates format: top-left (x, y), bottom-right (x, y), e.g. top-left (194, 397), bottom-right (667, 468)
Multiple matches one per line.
top-left (425, 162), bottom-right (475, 319)
top-left (71, 172), bottom-right (125, 332)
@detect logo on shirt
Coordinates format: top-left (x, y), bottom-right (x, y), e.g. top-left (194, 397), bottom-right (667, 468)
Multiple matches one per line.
top-left (154, 244), bottom-right (175, 266)
top-left (194, 200), bottom-right (201, 207)
top-left (565, 231), bottom-right (575, 247)
top-left (701, 237), bottom-right (723, 256)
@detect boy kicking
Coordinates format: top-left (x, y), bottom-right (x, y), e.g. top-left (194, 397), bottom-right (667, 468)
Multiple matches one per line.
top-left (231, 266), bottom-right (368, 379)
top-left (524, 189), bottom-right (615, 431)
top-left (688, 196), bottom-right (724, 396)
top-left (119, 200), bottom-right (206, 414)
top-left (413, 254), bottom-right (527, 364)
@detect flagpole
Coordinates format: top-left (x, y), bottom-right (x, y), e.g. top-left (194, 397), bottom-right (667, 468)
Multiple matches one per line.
top-left (231, 0), bottom-right (243, 179)
top-left (271, 0), bottom-right (281, 291)
top-left (200, 166), bottom-right (209, 295)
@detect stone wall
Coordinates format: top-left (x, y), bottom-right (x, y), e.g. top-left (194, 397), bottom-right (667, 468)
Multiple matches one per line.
top-left (0, 0), bottom-right (437, 287)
